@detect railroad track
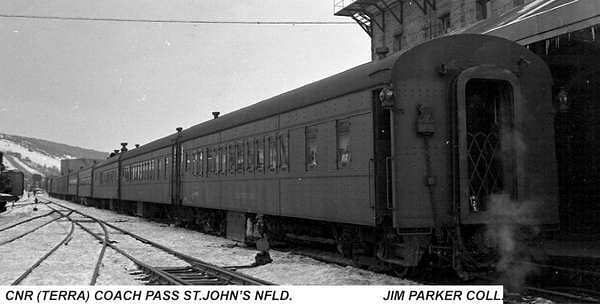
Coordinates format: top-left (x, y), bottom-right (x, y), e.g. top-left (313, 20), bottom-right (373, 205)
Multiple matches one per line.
top-left (518, 261), bottom-right (600, 303)
top-left (42, 199), bottom-right (272, 286)
top-left (9, 209), bottom-right (75, 285)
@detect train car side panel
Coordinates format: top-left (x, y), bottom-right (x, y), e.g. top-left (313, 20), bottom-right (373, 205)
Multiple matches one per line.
top-left (389, 35), bottom-right (558, 228)
top-left (78, 167), bottom-right (93, 197)
top-left (279, 91), bottom-right (375, 225)
top-left (92, 162), bottom-right (119, 200)
top-left (121, 147), bottom-right (171, 204)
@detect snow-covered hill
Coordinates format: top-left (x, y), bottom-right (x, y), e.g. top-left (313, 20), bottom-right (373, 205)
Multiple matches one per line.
top-left (0, 133), bottom-right (107, 178)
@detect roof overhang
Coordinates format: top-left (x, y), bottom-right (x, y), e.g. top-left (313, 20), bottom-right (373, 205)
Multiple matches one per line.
top-left (461, 0), bottom-right (600, 45)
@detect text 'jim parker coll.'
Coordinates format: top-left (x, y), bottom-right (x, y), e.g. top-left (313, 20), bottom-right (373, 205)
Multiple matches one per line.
top-left (1, 285), bottom-right (503, 304)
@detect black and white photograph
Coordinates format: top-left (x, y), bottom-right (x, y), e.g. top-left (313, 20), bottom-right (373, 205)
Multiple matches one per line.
top-left (1, 0), bottom-right (599, 303)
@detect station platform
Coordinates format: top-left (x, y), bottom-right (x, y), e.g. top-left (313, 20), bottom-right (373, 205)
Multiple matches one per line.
top-left (543, 239), bottom-right (600, 259)
top-left (541, 234), bottom-right (600, 259)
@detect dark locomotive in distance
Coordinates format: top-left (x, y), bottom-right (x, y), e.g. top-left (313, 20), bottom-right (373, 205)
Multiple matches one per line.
top-left (48, 34), bottom-right (559, 273)
top-left (0, 152), bottom-right (24, 213)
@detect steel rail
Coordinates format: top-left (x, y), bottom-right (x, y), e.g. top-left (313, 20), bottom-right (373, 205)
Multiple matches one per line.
top-left (0, 211), bottom-right (71, 246)
top-left (12, 214), bottom-right (75, 285)
top-left (45, 202), bottom-right (184, 285)
top-left (46, 199), bottom-right (272, 285)
top-left (525, 286), bottom-right (600, 303)
top-left (0, 210), bottom-right (56, 232)
top-left (45, 204), bottom-right (108, 285)
top-left (520, 260), bottom-right (600, 277)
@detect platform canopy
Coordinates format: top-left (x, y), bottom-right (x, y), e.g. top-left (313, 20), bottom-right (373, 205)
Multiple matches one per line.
top-left (461, 0), bottom-right (600, 45)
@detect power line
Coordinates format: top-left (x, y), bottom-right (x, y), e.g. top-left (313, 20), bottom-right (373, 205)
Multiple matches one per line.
top-left (0, 13), bottom-right (355, 25)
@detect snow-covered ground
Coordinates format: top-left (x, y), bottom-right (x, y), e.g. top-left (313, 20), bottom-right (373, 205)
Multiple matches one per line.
top-left (0, 139), bottom-right (66, 171)
top-left (0, 195), bottom-right (413, 285)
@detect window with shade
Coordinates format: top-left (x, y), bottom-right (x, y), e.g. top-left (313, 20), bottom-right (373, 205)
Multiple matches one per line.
top-left (256, 137), bottom-right (265, 171)
top-left (269, 136), bottom-right (277, 171)
top-left (279, 132), bottom-right (289, 170)
top-left (246, 140), bottom-right (255, 172)
top-left (207, 148), bottom-right (215, 175)
top-left (337, 120), bottom-right (351, 169)
top-left (236, 142), bottom-right (244, 173)
top-left (220, 146), bottom-right (227, 175)
top-left (306, 126), bottom-right (318, 170)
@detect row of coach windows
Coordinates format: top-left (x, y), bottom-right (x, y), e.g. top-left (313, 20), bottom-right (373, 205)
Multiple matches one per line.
top-left (183, 133), bottom-right (289, 177)
top-left (96, 170), bottom-right (117, 185)
top-left (305, 119), bottom-right (352, 171)
top-left (123, 157), bottom-right (170, 182)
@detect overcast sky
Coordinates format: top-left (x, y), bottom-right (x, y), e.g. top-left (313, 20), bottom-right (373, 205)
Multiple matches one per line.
top-left (0, 0), bottom-right (369, 152)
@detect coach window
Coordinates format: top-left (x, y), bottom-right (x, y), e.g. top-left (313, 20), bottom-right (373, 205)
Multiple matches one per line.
top-left (228, 144), bottom-right (236, 174)
top-left (197, 149), bottom-right (204, 176)
top-left (306, 126), bottom-right (318, 170)
top-left (236, 142), bottom-right (244, 173)
top-left (151, 160), bottom-right (155, 180)
top-left (157, 159), bottom-right (161, 180)
top-left (207, 148), bottom-right (215, 175)
top-left (220, 146), bottom-right (227, 175)
top-left (256, 137), bottom-right (265, 171)
top-left (279, 132), bottom-right (289, 170)
top-left (336, 120), bottom-right (351, 169)
top-left (268, 136), bottom-right (277, 171)
top-left (214, 147), bottom-right (219, 174)
top-left (165, 157), bottom-right (169, 179)
top-left (246, 140), bottom-right (255, 172)
top-left (184, 151), bottom-right (189, 173)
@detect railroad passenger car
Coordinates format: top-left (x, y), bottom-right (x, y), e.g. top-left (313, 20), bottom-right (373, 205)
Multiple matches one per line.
top-left (120, 141), bottom-right (172, 207)
top-left (92, 157), bottom-right (120, 201)
top-left (51, 174), bottom-right (68, 197)
top-left (67, 171), bottom-right (78, 199)
top-left (49, 34), bottom-right (559, 272)
top-left (77, 166), bottom-right (94, 200)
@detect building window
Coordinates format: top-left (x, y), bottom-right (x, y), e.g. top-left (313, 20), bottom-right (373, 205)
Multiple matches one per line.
top-left (337, 120), bottom-right (351, 169)
top-left (476, 0), bottom-right (489, 20)
top-left (306, 126), bottom-right (318, 170)
top-left (279, 132), bottom-right (289, 170)
top-left (256, 137), bottom-right (265, 171)
top-left (393, 32), bottom-right (402, 52)
top-left (438, 13), bottom-right (450, 35)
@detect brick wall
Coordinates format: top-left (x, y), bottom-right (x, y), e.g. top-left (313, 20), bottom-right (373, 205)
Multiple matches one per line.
top-left (369, 0), bottom-right (536, 60)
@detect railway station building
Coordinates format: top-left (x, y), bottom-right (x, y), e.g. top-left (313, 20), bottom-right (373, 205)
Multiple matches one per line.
top-left (335, 0), bottom-right (600, 232)
top-left (60, 158), bottom-right (101, 175)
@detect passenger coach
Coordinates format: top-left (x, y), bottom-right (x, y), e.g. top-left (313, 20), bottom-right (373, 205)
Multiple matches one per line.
top-left (49, 34), bottom-right (559, 273)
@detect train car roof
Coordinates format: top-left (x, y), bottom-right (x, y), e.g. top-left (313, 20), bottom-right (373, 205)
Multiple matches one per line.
top-left (119, 51), bottom-right (401, 160)
top-left (98, 34), bottom-right (526, 164)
